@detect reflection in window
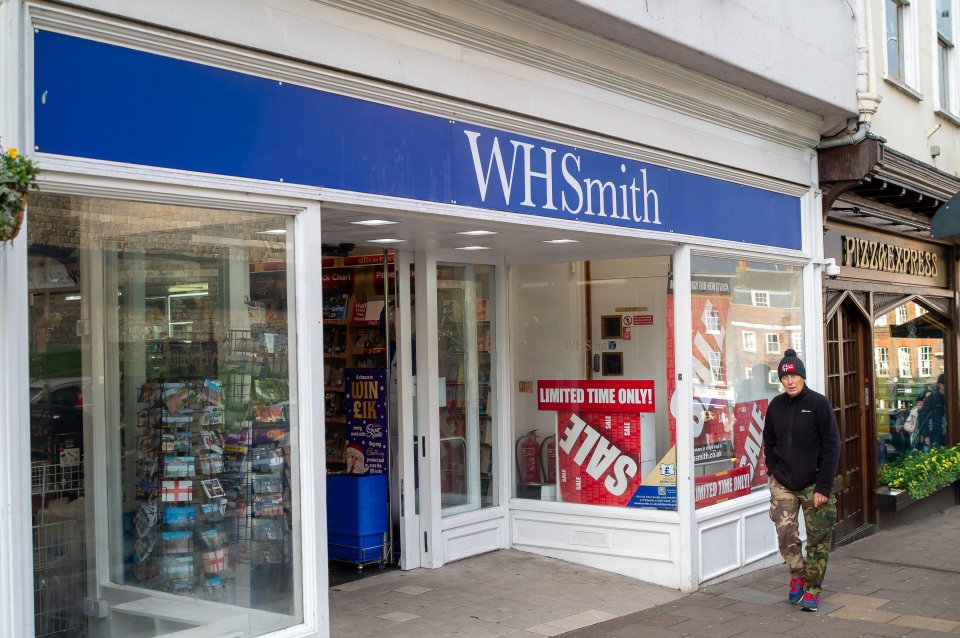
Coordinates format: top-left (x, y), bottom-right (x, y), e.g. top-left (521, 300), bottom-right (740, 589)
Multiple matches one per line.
top-left (875, 301), bottom-right (948, 467)
top-left (898, 346), bottom-right (912, 377)
top-left (27, 194), bottom-right (301, 637)
top-left (705, 310), bottom-right (721, 333)
top-left (791, 332), bottom-right (803, 353)
top-left (691, 257), bottom-right (803, 508)
top-left (766, 333), bottom-right (781, 354)
top-left (876, 347), bottom-right (890, 376)
top-left (887, 0), bottom-right (907, 82)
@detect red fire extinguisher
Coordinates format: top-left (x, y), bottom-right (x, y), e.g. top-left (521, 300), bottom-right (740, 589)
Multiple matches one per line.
top-left (541, 435), bottom-right (557, 484)
top-left (516, 430), bottom-right (542, 484)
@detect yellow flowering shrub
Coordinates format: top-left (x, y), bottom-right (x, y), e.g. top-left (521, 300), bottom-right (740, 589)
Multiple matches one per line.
top-left (878, 443), bottom-right (960, 500)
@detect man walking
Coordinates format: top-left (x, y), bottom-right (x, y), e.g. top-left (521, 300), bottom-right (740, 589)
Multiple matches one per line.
top-left (762, 349), bottom-right (840, 612)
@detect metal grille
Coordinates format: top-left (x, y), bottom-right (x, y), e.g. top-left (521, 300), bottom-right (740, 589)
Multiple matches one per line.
top-left (33, 460), bottom-right (86, 638)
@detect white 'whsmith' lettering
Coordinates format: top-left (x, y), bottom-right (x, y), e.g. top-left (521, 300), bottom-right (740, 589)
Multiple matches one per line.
top-left (464, 130), bottom-right (661, 225)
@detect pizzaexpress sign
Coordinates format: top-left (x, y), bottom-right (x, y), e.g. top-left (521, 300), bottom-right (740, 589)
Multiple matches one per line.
top-left (842, 235), bottom-right (939, 277)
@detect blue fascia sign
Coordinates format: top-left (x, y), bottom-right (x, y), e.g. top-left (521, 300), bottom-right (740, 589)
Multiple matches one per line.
top-left (34, 30), bottom-right (802, 249)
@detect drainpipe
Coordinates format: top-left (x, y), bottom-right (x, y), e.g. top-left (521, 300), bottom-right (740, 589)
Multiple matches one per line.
top-left (818, 0), bottom-right (880, 149)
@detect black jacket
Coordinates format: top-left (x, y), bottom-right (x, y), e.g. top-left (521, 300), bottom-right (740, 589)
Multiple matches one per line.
top-left (762, 385), bottom-right (840, 496)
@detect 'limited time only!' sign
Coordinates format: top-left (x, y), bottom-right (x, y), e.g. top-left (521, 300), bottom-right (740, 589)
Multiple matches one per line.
top-left (537, 380), bottom-right (655, 413)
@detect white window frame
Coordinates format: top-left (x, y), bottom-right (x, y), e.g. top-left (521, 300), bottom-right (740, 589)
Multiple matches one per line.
top-left (791, 331), bottom-right (803, 353)
top-left (937, 0), bottom-right (959, 114)
top-left (896, 305), bottom-right (908, 324)
top-left (742, 330), bottom-right (756, 352)
top-left (705, 309), bottom-right (721, 334)
top-left (768, 370), bottom-right (780, 386)
top-left (709, 351), bottom-right (724, 384)
top-left (765, 332), bottom-right (781, 354)
top-left (919, 345), bottom-right (932, 376)
top-left (752, 290), bottom-right (769, 307)
top-left (898, 346), bottom-right (912, 377)
top-left (876, 346), bottom-right (890, 376)
top-left (886, 0), bottom-right (920, 89)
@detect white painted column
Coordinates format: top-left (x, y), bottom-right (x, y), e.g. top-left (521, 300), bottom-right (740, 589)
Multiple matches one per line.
top-left (673, 244), bottom-right (699, 593)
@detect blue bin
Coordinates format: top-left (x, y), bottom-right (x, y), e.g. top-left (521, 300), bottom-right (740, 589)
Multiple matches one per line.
top-left (326, 473), bottom-right (388, 563)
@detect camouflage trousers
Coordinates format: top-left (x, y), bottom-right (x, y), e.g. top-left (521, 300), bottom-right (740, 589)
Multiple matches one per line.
top-left (768, 476), bottom-right (837, 595)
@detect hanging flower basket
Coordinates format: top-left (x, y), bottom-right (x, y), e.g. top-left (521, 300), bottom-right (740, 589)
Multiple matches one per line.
top-left (0, 144), bottom-right (40, 243)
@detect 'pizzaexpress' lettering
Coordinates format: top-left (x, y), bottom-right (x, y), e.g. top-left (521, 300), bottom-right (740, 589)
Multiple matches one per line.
top-left (842, 235), bottom-right (938, 278)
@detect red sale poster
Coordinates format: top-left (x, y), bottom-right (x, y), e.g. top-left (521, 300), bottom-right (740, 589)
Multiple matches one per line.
top-left (695, 465), bottom-right (751, 508)
top-left (539, 380), bottom-right (654, 507)
top-left (733, 399), bottom-right (768, 488)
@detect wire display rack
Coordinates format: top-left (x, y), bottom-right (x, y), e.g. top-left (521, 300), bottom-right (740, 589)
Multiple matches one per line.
top-left (33, 459), bottom-right (86, 638)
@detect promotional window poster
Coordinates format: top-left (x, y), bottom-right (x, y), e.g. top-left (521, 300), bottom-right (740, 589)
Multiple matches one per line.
top-left (537, 380), bottom-right (677, 510)
top-left (344, 368), bottom-right (388, 475)
top-left (733, 399), bottom-right (768, 488)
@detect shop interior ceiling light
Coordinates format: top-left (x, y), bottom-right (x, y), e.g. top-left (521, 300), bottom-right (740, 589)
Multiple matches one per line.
top-left (367, 238), bottom-right (405, 243)
top-left (455, 245), bottom-right (490, 250)
top-left (256, 229), bottom-right (287, 235)
top-left (351, 219), bottom-right (397, 226)
top-left (456, 230), bottom-right (497, 236)
top-left (542, 239), bottom-right (579, 243)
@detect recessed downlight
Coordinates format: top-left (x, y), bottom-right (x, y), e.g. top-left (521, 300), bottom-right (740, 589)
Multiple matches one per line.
top-left (351, 219), bottom-right (398, 226)
top-left (257, 229), bottom-right (287, 235)
top-left (542, 239), bottom-right (580, 244)
top-left (456, 230), bottom-right (498, 236)
top-left (455, 245), bottom-right (491, 251)
top-left (367, 238), bottom-right (405, 244)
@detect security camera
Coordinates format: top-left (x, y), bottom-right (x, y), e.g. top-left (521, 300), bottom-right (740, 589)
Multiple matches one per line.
top-left (823, 258), bottom-right (841, 279)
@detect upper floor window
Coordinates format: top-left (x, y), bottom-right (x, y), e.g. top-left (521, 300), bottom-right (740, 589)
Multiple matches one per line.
top-left (709, 351), bottom-right (724, 384)
top-left (705, 309), bottom-right (721, 334)
top-left (791, 331), bottom-right (803, 353)
top-left (876, 346), bottom-right (889, 376)
top-left (896, 304), bottom-right (908, 324)
top-left (919, 345), bottom-right (932, 376)
top-left (742, 331), bottom-right (756, 352)
top-left (886, 0), bottom-right (917, 87)
top-left (766, 333), bottom-right (781, 354)
top-left (753, 291), bottom-right (769, 307)
top-left (898, 346), bottom-right (912, 377)
top-left (939, 0), bottom-right (957, 112)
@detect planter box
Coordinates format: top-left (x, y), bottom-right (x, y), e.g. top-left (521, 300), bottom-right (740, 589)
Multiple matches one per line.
top-left (877, 482), bottom-right (959, 530)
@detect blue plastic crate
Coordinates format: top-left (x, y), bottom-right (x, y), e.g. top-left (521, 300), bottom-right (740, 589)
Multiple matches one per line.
top-left (326, 473), bottom-right (388, 536)
top-left (328, 532), bottom-right (384, 563)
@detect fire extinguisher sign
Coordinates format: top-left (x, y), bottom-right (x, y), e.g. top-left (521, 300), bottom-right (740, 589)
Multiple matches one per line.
top-left (537, 380), bottom-right (665, 508)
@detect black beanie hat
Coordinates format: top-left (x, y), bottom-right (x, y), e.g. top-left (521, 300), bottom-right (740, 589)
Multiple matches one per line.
top-left (777, 349), bottom-right (806, 380)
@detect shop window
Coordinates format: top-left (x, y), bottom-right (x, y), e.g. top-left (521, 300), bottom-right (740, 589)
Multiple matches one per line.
top-left (511, 257), bottom-right (674, 510)
top-left (742, 331), bottom-right (756, 352)
top-left (27, 194), bottom-right (301, 637)
top-left (438, 263), bottom-right (497, 515)
top-left (691, 257), bottom-right (803, 508)
top-left (876, 347), bottom-right (890, 376)
top-left (765, 333), bottom-right (781, 354)
top-left (875, 301), bottom-right (948, 467)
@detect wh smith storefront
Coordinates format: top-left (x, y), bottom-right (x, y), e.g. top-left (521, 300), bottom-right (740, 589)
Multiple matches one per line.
top-left (0, 2), bottom-right (851, 636)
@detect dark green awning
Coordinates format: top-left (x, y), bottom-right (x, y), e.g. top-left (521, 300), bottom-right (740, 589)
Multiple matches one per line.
top-left (931, 190), bottom-right (960, 239)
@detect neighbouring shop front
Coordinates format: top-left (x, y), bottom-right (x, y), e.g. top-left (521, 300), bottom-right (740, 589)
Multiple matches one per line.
top-left (1, 3), bottom-right (836, 637)
top-left (819, 138), bottom-right (958, 543)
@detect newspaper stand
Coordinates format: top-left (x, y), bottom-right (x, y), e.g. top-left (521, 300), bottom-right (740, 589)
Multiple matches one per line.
top-left (32, 458), bottom-right (86, 638)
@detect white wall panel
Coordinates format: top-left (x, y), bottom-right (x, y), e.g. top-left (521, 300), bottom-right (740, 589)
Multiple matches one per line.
top-left (510, 505), bottom-right (680, 588)
top-left (698, 518), bottom-right (740, 582)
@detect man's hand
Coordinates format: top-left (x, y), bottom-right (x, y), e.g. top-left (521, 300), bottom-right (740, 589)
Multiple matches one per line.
top-left (814, 492), bottom-right (828, 507)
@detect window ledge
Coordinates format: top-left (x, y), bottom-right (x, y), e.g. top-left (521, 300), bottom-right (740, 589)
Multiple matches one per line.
top-left (884, 77), bottom-right (924, 101)
top-left (935, 109), bottom-right (960, 128)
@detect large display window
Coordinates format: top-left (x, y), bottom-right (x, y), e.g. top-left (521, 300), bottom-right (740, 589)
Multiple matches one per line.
top-left (28, 194), bottom-right (301, 637)
top-left (511, 257), bottom-right (674, 509)
top-left (688, 257), bottom-right (804, 508)
top-left (875, 301), bottom-right (948, 464)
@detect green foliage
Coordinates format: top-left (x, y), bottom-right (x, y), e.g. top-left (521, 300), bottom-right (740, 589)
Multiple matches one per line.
top-left (0, 143), bottom-right (40, 240)
top-left (878, 444), bottom-right (960, 500)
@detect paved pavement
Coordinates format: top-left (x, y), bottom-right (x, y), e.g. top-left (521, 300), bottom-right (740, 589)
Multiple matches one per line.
top-left (328, 504), bottom-right (960, 637)
top-left (564, 504), bottom-right (960, 638)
